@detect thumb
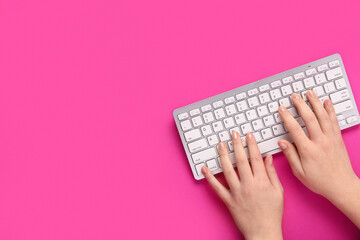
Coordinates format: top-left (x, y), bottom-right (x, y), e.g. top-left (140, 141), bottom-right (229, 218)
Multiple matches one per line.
top-left (278, 140), bottom-right (304, 179)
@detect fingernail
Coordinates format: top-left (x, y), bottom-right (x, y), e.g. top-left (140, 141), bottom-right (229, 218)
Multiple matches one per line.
top-left (279, 142), bottom-right (287, 150)
top-left (246, 132), bottom-right (253, 140)
top-left (307, 90), bottom-right (314, 97)
top-left (292, 93), bottom-right (300, 99)
top-left (202, 166), bottom-right (207, 174)
top-left (218, 142), bottom-right (225, 150)
top-left (279, 105), bottom-right (286, 112)
top-left (268, 155), bottom-right (273, 166)
top-left (232, 131), bottom-right (238, 139)
top-left (326, 99), bottom-right (332, 106)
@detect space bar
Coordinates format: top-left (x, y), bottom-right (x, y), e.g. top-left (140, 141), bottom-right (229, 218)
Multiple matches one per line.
top-left (257, 133), bottom-right (293, 155)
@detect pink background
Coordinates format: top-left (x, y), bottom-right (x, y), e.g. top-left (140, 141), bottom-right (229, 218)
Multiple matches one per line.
top-left (0, 0), bottom-right (359, 239)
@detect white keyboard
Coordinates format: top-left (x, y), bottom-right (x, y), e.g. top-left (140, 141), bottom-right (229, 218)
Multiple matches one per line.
top-left (173, 54), bottom-right (360, 180)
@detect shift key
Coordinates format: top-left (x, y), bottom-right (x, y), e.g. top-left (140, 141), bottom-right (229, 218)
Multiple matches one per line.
top-left (192, 148), bottom-right (217, 164)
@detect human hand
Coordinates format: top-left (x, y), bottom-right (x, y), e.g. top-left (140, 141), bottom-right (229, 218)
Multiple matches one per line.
top-left (202, 132), bottom-right (284, 240)
top-left (277, 91), bottom-right (359, 203)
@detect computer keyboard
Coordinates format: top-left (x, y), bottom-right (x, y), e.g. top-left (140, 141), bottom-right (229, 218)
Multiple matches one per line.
top-left (173, 54), bottom-right (360, 180)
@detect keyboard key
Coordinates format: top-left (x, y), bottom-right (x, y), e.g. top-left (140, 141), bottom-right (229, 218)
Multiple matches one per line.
top-left (181, 120), bottom-right (192, 131)
top-left (334, 100), bottom-right (353, 114)
top-left (292, 81), bottom-right (305, 92)
top-left (207, 159), bottom-right (219, 171)
top-left (270, 89), bottom-right (282, 100)
top-left (235, 113), bottom-right (246, 125)
top-left (282, 76), bottom-right (293, 84)
top-left (253, 132), bottom-right (262, 142)
top-left (271, 80), bottom-right (282, 88)
top-left (268, 101), bottom-right (279, 113)
top-left (317, 64), bottom-right (329, 72)
top-left (335, 78), bottom-right (346, 89)
top-left (224, 96), bottom-right (235, 104)
top-left (295, 117), bottom-right (305, 127)
top-left (178, 112), bottom-right (189, 120)
top-left (248, 88), bottom-right (259, 96)
top-left (301, 91), bottom-right (308, 101)
top-left (207, 135), bottom-right (219, 146)
top-left (195, 163), bottom-right (205, 176)
top-left (203, 112), bottom-right (215, 124)
top-left (306, 68), bottom-right (317, 76)
top-left (248, 96), bottom-right (260, 108)
top-left (192, 148), bottom-right (217, 164)
top-left (315, 73), bottom-right (327, 84)
top-left (337, 115), bottom-right (344, 121)
top-left (279, 97), bottom-right (291, 108)
top-left (190, 108), bottom-right (201, 116)
top-left (201, 104), bottom-right (212, 112)
top-left (224, 117), bottom-right (235, 128)
top-left (274, 113), bottom-right (281, 123)
top-left (245, 109), bottom-right (258, 121)
top-left (201, 125), bottom-right (213, 136)
top-left (241, 123), bottom-right (252, 135)
top-left (261, 128), bottom-right (273, 140)
top-left (236, 100), bottom-right (249, 112)
top-left (230, 127), bottom-right (241, 135)
top-left (294, 72), bottom-right (305, 80)
top-left (188, 139), bottom-right (208, 153)
top-left (313, 86), bottom-right (325, 97)
top-left (219, 131), bottom-right (230, 142)
top-left (346, 116), bottom-right (357, 124)
top-left (227, 142), bottom-right (234, 152)
top-left (272, 124), bottom-right (285, 136)
top-left (213, 100), bottom-right (224, 108)
top-left (288, 107), bottom-right (298, 117)
top-left (225, 104), bottom-right (237, 115)
top-left (214, 108), bottom-right (226, 119)
top-left (259, 84), bottom-right (270, 92)
top-left (259, 92), bottom-right (271, 104)
top-left (192, 116), bottom-right (203, 127)
top-left (281, 85), bottom-right (293, 96)
top-left (326, 67), bottom-right (343, 80)
top-left (252, 119), bottom-right (264, 131)
top-left (212, 121), bottom-right (224, 132)
top-left (184, 129), bottom-right (201, 142)
top-left (257, 105), bottom-right (269, 117)
top-left (236, 92), bottom-right (246, 100)
top-left (304, 77), bottom-right (315, 88)
top-left (263, 115), bottom-right (275, 127)
top-left (329, 60), bottom-right (340, 68)
top-left (319, 96), bottom-right (329, 104)
top-left (330, 89), bottom-right (350, 104)
top-left (324, 82), bottom-right (336, 93)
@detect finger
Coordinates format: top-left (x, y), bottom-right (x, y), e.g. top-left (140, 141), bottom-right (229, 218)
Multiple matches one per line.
top-left (291, 92), bottom-right (323, 139)
top-left (278, 105), bottom-right (310, 147)
top-left (218, 142), bottom-right (240, 190)
top-left (264, 155), bottom-right (283, 191)
top-left (246, 133), bottom-right (267, 178)
top-left (324, 99), bottom-right (341, 135)
top-left (278, 140), bottom-right (304, 179)
top-left (232, 131), bottom-right (252, 183)
top-left (307, 91), bottom-right (332, 134)
top-left (202, 166), bottom-right (231, 203)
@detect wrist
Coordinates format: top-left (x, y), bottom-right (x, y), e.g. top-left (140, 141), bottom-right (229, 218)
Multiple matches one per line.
top-left (325, 175), bottom-right (360, 206)
top-left (245, 227), bottom-right (283, 240)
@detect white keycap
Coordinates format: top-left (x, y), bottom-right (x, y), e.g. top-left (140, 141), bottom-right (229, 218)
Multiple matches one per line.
top-left (219, 131), bottom-right (230, 142)
top-left (241, 123), bottom-right (252, 135)
top-left (224, 117), bottom-right (235, 128)
top-left (248, 96), bottom-right (260, 108)
top-left (201, 125), bottom-right (213, 136)
top-left (245, 109), bottom-right (258, 120)
top-left (334, 100), bottom-right (353, 114)
top-left (292, 81), bottom-right (305, 92)
top-left (178, 112), bottom-right (189, 120)
top-left (207, 135), bottom-right (219, 146)
top-left (224, 96), bottom-right (235, 104)
top-left (268, 101), bottom-right (279, 113)
top-left (301, 91), bottom-right (308, 101)
top-left (337, 115), bottom-right (344, 121)
top-left (181, 120), bottom-right (192, 131)
top-left (236, 101), bottom-right (249, 112)
top-left (329, 60), bottom-right (340, 68)
top-left (326, 67), bottom-right (343, 80)
top-left (317, 64), bottom-right (329, 72)
top-left (259, 84), bottom-right (270, 92)
top-left (261, 128), bottom-right (273, 140)
top-left (213, 100), bottom-right (224, 108)
top-left (253, 132), bottom-right (262, 142)
top-left (248, 88), bottom-right (259, 96)
top-left (184, 129), bottom-right (201, 142)
top-left (201, 104), bottom-right (212, 112)
top-left (190, 108), bottom-right (201, 116)
top-left (295, 117), bottom-right (305, 127)
top-left (195, 163), bottom-right (205, 176)
top-left (304, 77), bottom-right (315, 88)
top-left (192, 148), bottom-right (217, 164)
top-left (227, 142), bottom-right (234, 152)
top-left (274, 113), bottom-right (281, 123)
top-left (212, 121), bottom-right (224, 132)
top-left (306, 68), bottom-right (317, 76)
top-left (271, 80), bottom-right (282, 88)
top-left (324, 82), bottom-right (336, 93)
top-left (259, 92), bottom-right (271, 104)
top-left (270, 89), bottom-right (282, 100)
top-left (225, 104), bottom-right (237, 115)
top-left (203, 112), bottom-right (215, 123)
top-left (294, 72), bottom-right (305, 80)
top-left (339, 120), bottom-right (346, 127)
top-left (313, 86), bottom-right (325, 97)
top-left (236, 92), bottom-right (246, 100)
top-left (282, 76), bottom-right (293, 84)
top-left (288, 107), bottom-right (298, 117)
top-left (252, 119), bottom-right (264, 131)
top-left (234, 113), bottom-right (246, 125)
top-left (281, 85), bottom-right (293, 96)
top-left (330, 89), bottom-right (349, 104)
top-left (319, 96), bottom-right (329, 104)
top-left (279, 97), bottom-right (291, 108)
top-left (241, 137), bottom-right (247, 147)
top-left (263, 115), bottom-right (275, 127)
top-left (207, 159), bottom-right (219, 171)
top-left (214, 108), bottom-right (226, 119)
top-left (229, 127), bottom-right (241, 135)
top-left (335, 78), bottom-right (346, 89)
top-left (315, 73), bottom-right (327, 84)
top-left (272, 124), bottom-right (285, 136)
top-left (346, 116), bottom-right (357, 124)
top-left (188, 139), bottom-right (208, 153)
top-left (257, 105), bottom-right (269, 117)
top-left (192, 116), bottom-right (203, 127)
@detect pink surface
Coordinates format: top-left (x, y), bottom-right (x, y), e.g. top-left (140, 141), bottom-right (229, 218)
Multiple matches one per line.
top-left (0, 0), bottom-right (359, 239)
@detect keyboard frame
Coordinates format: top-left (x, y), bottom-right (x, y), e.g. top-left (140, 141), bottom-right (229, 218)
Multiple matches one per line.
top-left (173, 53), bottom-right (360, 180)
